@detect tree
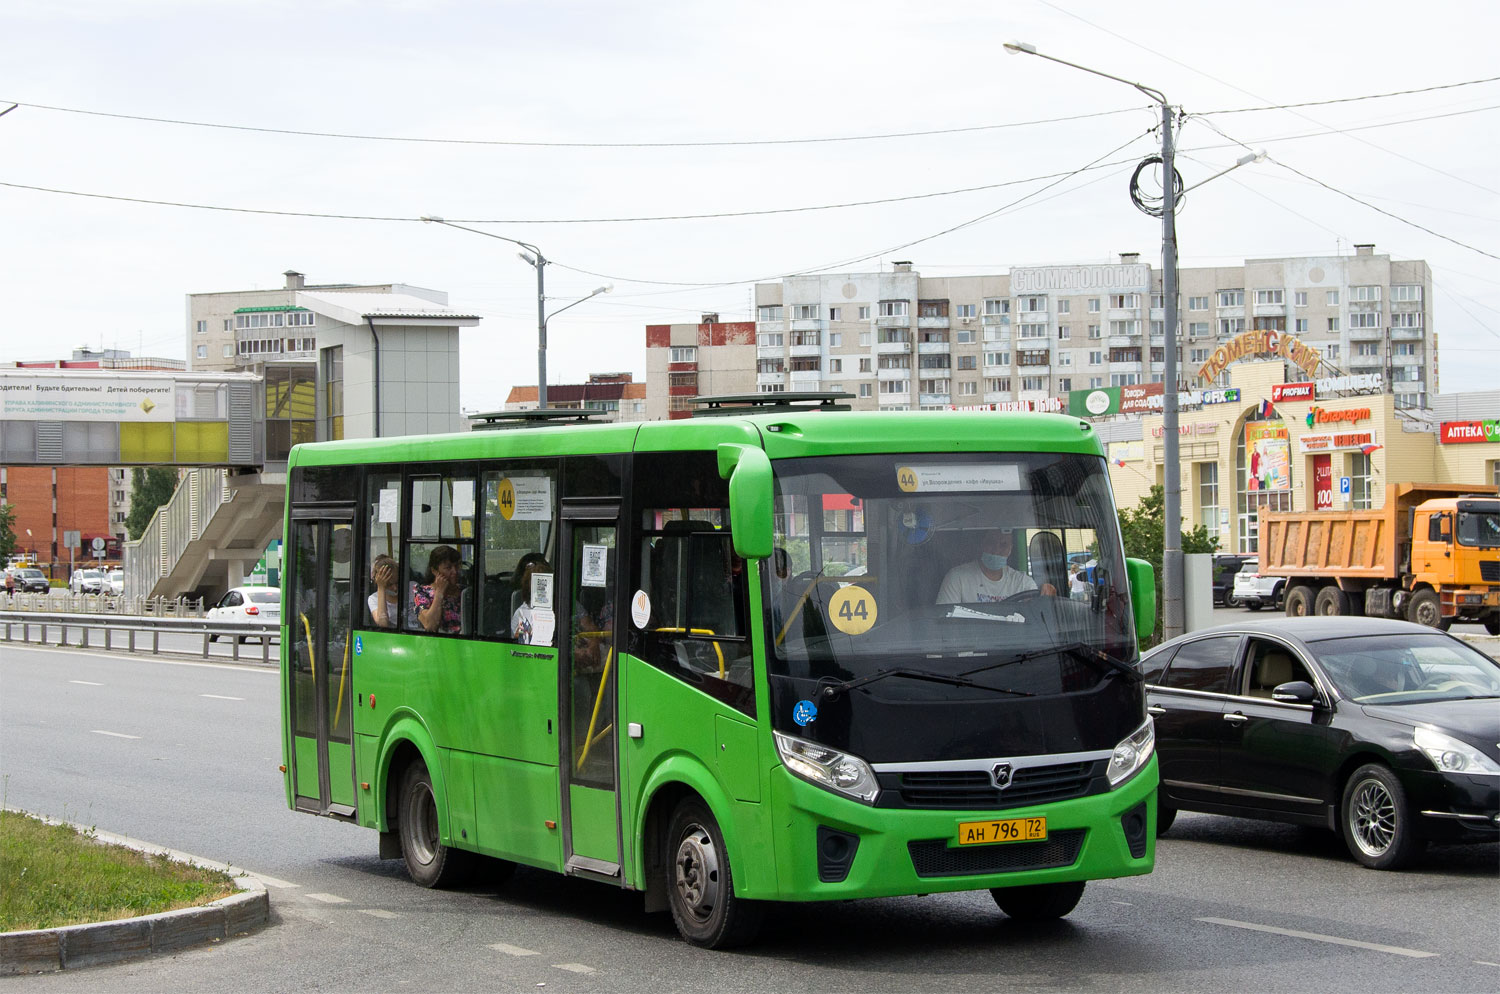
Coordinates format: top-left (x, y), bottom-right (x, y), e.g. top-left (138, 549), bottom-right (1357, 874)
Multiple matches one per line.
top-left (126, 468), bottom-right (181, 540)
top-left (0, 502), bottom-right (16, 562)
top-left (1118, 484), bottom-right (1219, 643)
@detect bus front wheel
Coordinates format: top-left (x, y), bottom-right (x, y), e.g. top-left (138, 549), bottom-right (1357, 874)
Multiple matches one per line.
top-left (664, 798), bottom-right (763, 948)
top-left (397, 760), bottom-right (470, 888)
top-left (991, 880), bottom-right (1087, 921)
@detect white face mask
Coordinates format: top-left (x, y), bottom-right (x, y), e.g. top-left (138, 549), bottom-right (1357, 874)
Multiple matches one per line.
top-left (981, 552), bottom-right (1009, 571)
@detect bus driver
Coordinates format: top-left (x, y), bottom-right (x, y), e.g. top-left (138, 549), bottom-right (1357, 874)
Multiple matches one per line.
top-left (937, 527), bottom-right (1057, 604)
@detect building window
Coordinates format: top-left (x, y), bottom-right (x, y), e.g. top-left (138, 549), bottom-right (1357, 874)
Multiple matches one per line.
top-left (1349, 285), bottom-right (1382, 303)
top-left (1021, 376), bottom-right (1047, 392)
top-left (757, 333), bottom-right (782, 347)
top-left (1019, 296), bottom-right (1047, 312)
top-left (984, 351), bottom-right (1010, 367)
top-left (1188, 296), bottom-right (1208, 311)
top-left (1109, 320), bottom-right (1139, 337)
top-left (223, 344), bottom-right (234, 357)
top-left (195, 345), bottom-right (207, 359)
top-left (195, 319), bottom-right (207, 334)
top-left (1350, 453), bottom-right (1374, 510)
top-left (287, 310), bottom-right (316, 327)
top-left (1328, 317), bottom-right (1340, 332)
top-left (1254, 289), bottom-right (1284, 305)
top-left (1057, 325), bottom-right (1071, 340)
top-left (668, 347), bottom-right (698, 363)
top-left (986, 377), bottom-right (1011, 392)
top-left (1219, 318), bottom-right (1245, 337)
top-left (957, 355), bottom-right (977, 370)
top-left (1199, 463), bottom-right (1219, 533)
top-left (1088, 377), bottom-right (1103, 389)
top-left (1189, 348), bottom-right (1209, 364)
top-left (1088, 298), bottom-right (1101, 313)
top-left (1392, 312), bottom-right (1423, 328)
top-left (1349, 312), bottom-right (1381, 329)
top-left (1391, 285), bottom-right (1422, 302)
top-left (878, 355), bottom-right (910, 370)
top-left (879, 379), bottom-right (908, 393)
top-left (955, 328), bottom-right (975, 344)
top-left (789, 358), bottom-right (820, 372)
top-left (1295, 319), bottom-right (1309, 333)
top-left (858, 358), bottom-right (872, 373)
top-left (955, 303), bottom-right (977, 318)
top-left (790, 330), bottom-right (821, 347)
top-left (223, 319), bottom-right (232, 332)
top-left (828, 306), bottom-right (842, 321)
top-left (1109, 294), bottom-right (1139, 309)
top-left (1018, 323), bottom-right (1047, 339)
top-left (757, 359), bottom-right (784, 374)
top-left (1088, 351), bottom-right (1102, 365)
top-left (1056, 300), bottom-right (1070, 314)
top-left (983, 298), bottom-right (1010, 316)
top-left (1294, 291), bottom-right (1308, 307)
top-left (857, 305), bottom-right (871, 320)
top-left (918, 378), bottom-right (950, 394)
top-left (1057, 377), bottom-right (1072, 392)
top-left (793, 304), bottom-right (817, 320)
top-left (878, 328), bottom-right (910, 344)
top-left (919, 300), bottom-right (950, 318)
top-left (1109, 347), bottom-right (1141, 363)
top-left (1326, 290), bottom-right (1340, 306)
top-left (859, 383), bottom-right (872, 397)
top-left (1088, 324), bottom-right (1101, 339)
top-left (829, 358), bottom-right (843, 373)
top-left (1326, 344), bottom-right (1340, 360)
top-left (1188, 321), bottom-right (1210, 337)
top-left (1056, 352), bottom-right (1072, 367)
top-left (957, 381), bottom-right (978, 396)
top-left (757, 306), bottom-right (783, 321)
top-left (1111, 373), bottom-right (1140, 386)
top-left (322, 345), bottom-right (344, 442)
top-left (878, 300), bottom-right (909, 318)
top-left (1217, 289), bottom-right (1244, 307)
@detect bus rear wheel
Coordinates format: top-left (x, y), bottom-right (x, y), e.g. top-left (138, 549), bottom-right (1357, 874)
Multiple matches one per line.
top-left (991, 880), bottom-right (1087, 921)
top-left (664, 798), bottom-right (762, 948)
top-left (397, 760), bottom-right (470, 888)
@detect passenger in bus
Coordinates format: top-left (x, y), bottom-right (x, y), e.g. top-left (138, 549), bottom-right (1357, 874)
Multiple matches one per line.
top-left (368, 554), bottom-right (398, 628)
top-left (936, 527), bottom-right (1056, 603)
top-left (413, 545), bottom-right (464, 633)
top-left (510, 553), bottom-right (551, 644)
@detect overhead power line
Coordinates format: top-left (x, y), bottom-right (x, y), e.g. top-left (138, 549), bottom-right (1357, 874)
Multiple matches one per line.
top-left (0, 99), bottom-right (1145, 148)
top-left (1199, 75), bottom-right (1500, 115)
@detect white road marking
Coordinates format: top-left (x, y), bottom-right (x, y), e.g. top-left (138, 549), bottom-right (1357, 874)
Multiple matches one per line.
top-left (306, 892), bottom-right (351, 904)
top-left (200, 694), bottom-right (245, 700)
top-left (360, 909), bottom-right (401, 919)
top-left (1111, 900), bottom-right (1133, 906)
top-left (3, 642), bottom-right (277, 674)
top-left (1196, 917), bottom-right (1438, 958)
top-left (489, 943), bottom-right (539, 957)
top-left (1476, 961), bottom-right (1500, 967)
top-left (69, 680), bottom-right (104, 686)
top-left (552, 963), bottom-right (596, 975)
top-left (91, 729), bottom-right (140, 739)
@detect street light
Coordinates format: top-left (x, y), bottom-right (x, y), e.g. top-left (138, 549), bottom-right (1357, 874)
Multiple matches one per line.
top-left (422, 218), bottom-right (610, 410)
top-left (1003, 40), bottom-right (1187, 638)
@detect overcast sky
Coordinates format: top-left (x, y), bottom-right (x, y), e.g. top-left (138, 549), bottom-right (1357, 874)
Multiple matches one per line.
top-left (4, 0), bottom-right (1497, 411)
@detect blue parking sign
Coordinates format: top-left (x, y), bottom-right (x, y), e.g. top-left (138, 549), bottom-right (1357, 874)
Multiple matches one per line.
top-left (1339, 476), bottom-right (1351, 495)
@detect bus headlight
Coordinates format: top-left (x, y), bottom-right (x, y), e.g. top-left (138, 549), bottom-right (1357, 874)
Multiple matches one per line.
top-left (1414, 726), bottom-right (1500, 775)
top-left (774, 731), bottom-right (880, 804)
top-left (1107, 718), bottom-right (1155, 787)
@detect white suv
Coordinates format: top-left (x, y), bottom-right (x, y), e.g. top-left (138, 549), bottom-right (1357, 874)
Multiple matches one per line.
top-left (1231, 560), bottom-right (1284, 611)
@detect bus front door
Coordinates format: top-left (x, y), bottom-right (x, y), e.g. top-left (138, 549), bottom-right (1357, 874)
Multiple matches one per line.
top-left (559, 510), bottom-right (622, 880)
top-left (287, 513), bottom-right (358, 820)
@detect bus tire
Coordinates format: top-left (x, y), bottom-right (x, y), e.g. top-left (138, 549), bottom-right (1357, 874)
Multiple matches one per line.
top-left (664, 798), bottom-right (762, 948)
top-left (397, 760), bottom-right (470, 888)
top-left (991, 880), bottom-right (1087, 921)
top-left (1314, 585), bottom-right (1348, 616)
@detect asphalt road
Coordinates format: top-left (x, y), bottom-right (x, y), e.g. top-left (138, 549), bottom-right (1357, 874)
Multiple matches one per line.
top-left (2, 642), bottom-right (1496, 993)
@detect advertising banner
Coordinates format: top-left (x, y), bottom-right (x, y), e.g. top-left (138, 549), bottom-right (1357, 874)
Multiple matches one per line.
top-left (1272, 382), bottom-right (1315, 403)
top-left (1245, 422), bottom-right (1291, 492)
top-left (1314, 454), bottom-right (1333, 510)
top-left (1119, 382), bottom-right (1164, 415)
top-left (1109, 440), bottom-right (1144, 463)
top-left (1299, 431), bottom-right (1376, 453)
top-left (0, 375), bottom-right (175, 422)
top-left (1439, 420), bottom-right (1500, 444)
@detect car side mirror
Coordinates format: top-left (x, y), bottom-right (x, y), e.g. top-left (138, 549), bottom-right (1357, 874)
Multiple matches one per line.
top-left (1271, 680), bottom-right (1317, 705)
top-left (1125, 557), bottom-right (1155, 639)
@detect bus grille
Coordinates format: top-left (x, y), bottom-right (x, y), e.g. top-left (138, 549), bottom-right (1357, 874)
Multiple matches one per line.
top-left (908, 830), bottom-right (1086, 878)
top-left (883, 761), bottom-right (1101, 810)
top-left (1480, 561), bottom-right (1500, 583)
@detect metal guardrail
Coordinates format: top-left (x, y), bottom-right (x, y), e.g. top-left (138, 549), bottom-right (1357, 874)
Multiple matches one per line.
top-left (0, 611), bottom-right (280, 666)
top-left (1, 592), bottom-right (207, 617)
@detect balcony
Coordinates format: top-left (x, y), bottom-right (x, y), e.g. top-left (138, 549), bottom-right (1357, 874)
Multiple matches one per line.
top-left (981, 314), bottom-right (1012, 326)
top-left (1110, 361), bottom-right (1143, 374)
top-left (789, 318), bottom-right (823, 333)
top-left (916, 341), bottom-right (951, 355)
top-left (876, 315), bottom-right (911, 328)
top-left (1107, 335), bottom-right (1139, 348)
top-left (874, 340), bottom-right (912, 355)
top-left (789, 343), bottom-right (823, 358)
top-left (982, 364), bottom-right (1010, 376)
top-left (1347, 326), bottom-right (1383, 341)
top-left (789, 369), bottom-right (822, 385)
top-left (756, 371), bottom-right (786, 385)
top-left (1349, 299), bottom-right (1383, 312)
top-left (1107, 307), bottom-right (1139, 322)
top-left (1390, 354), bottom-right (1423, 366)
top-left (756, 344), bottom-right (785, 358)
top-left (1015, 310), bottom-right (1049, 324)
top-left (984, 391), bottom-right (1013, 404)
top-left (1149, 307), bottom-right (1165, 322)
top-left (1149, 334), bottom-right (1166, 347)
top-left (876, 367), bottom-right (911, 381)
top-left (917, 316), bottom-right (950, 329)
top-left (1215, 305), bottom-right (1244, 319)
top-left (1015, 364), bottom-right (1050, 375)
top-left (1253, 302), bottom-right (1286, 318)
top-left (757, 319), bottom-right (785, 334)
top-left (1390, 326), bottom-right (1424, 341)
top-left (919, 393), bottom-right (951, 407)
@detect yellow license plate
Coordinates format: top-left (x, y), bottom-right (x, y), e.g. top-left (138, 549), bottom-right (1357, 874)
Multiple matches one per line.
top-left (957, 817), bottom-right (1047, 846)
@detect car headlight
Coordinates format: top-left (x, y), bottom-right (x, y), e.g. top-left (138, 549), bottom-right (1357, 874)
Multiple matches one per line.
top-left (773, 731), bottom-right (880, 804)
top-left (1107, 718), bottom-right (1155, 787)
top-left (1414, 726), bottom-right (1500, 776)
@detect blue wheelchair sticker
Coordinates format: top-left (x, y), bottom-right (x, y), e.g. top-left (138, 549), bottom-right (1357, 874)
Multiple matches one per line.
top-left (354, 635), bottom-right (363, 656)
top-left (793, 699), bottom-right (818, 726)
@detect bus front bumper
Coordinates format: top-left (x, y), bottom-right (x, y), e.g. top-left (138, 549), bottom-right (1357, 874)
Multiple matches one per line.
top-left (763, 755), bottom-right (1159, 902)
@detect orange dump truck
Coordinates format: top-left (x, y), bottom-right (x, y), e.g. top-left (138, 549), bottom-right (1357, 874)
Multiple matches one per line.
top-left (1258, 482), bottom-right (1500, 632)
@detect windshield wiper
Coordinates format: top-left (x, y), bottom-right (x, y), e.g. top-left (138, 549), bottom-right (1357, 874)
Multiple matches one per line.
top-left (959, 641), bottom-right (1141, 683)
top-left (819, 667), bottom-right (1034, 702)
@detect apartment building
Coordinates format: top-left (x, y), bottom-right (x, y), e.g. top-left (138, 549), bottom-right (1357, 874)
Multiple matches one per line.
top-left (643, 315), bottom-right (757, 419)
top-left (738, 245), bottom-right (1433, 413)
top-left (502, 372), bottom-right (649, 422)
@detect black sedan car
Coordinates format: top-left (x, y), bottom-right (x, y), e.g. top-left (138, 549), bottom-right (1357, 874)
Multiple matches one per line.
top-left (1143, 618), bottom-right (1499, 869)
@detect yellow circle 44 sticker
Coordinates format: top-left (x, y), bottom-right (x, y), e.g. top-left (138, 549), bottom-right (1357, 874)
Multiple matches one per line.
top-left (896, 466), bottom-right (919, 493)
top-left (495, 478), bottom-right (516, 520)
top-left (828, 586), bottom-right (878, 635)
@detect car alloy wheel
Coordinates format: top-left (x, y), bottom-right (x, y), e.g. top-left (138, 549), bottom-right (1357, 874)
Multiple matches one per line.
top-left (1340, 763), bottom-right (1422, 870)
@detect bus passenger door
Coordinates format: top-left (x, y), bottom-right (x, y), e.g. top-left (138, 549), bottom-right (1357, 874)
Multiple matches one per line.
top-left (287, 512), bottom-right (359, 819)
top-left (558, 508), bottom-right (623, 881)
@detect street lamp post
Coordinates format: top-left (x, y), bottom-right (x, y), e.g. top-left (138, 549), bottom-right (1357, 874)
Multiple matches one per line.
top-left (1003, 41), bottom-right (1186, 639)
top-left (422, 218), bottom-right (610, 410)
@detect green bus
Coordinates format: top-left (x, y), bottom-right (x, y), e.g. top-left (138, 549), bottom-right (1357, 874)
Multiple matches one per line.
top-left (280, 401), bottom-right (1159, 947)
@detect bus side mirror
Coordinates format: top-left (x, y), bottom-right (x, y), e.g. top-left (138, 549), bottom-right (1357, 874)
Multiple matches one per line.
top-left (717, 443), bottom-right (773, 560)
top-left (1125, 557), bottom-right (1155, 639)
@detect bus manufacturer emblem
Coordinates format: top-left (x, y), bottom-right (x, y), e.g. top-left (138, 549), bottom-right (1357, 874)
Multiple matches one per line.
top-left (991, 763), bottom-right (1013, 790)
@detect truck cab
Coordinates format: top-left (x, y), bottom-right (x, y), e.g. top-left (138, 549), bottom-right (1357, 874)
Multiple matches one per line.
top-left (1409, 496), bottom-right (1500, 632)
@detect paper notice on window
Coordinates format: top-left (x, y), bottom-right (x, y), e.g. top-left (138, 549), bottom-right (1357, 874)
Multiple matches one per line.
top-left (530, 608), bottom-right (555, 646)
top-left (510, 477), bottom-right (552, 521)
top-left (531, 573), bottom-right (554, 610)
top-left (377, 488), bottom-right (399, 523)
top-left (580, 545), bottom-right (609, 588)
top-left (896, 464), bottom-right (1022, 493)
top-left (451, 480), bottom-right (476, 519)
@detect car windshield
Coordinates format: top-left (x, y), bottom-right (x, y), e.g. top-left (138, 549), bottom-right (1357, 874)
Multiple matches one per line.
top-left (1456, 510), bottom-right (1500, 548)
top-left (108, 571), bottom-right (122, 581)
top-left (764, 450), bottom-right (1136, 702)
top-left (248, 591), bottom-right (280, 605)
top-left (1313, 633), bottom-right (1500, 703)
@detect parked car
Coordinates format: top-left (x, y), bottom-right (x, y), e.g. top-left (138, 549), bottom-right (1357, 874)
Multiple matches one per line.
top-left (1231, 559), bottom-right (1284, 611)
top-left (206, 586), bottom-right (282, 641)
top-left (69, 568), bottom-right (105, 595)
top-left (1143, 617), bottom-right (1500, 869)
top-left (14, 568), bottom-right (50, 593)
top-left (1211, 554), bottom-right (1252, 607)
top-left (105, 570), bottom-right (124, 596)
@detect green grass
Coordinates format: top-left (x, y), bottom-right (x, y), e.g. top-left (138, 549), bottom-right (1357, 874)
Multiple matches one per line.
top-left (0, 811), bottom-right (237, 932)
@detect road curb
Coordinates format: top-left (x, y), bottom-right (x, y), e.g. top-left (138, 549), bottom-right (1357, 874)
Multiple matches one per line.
top-left (0, 815), bottom-right (270, 975)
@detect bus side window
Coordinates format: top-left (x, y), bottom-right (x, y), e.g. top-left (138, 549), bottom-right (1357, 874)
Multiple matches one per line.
top-left (479, 465), bottom-right (558, 641)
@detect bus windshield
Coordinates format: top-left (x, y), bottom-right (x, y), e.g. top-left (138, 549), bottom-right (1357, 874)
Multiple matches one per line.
top-left (764, 450), bottom-right (1135, 702)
